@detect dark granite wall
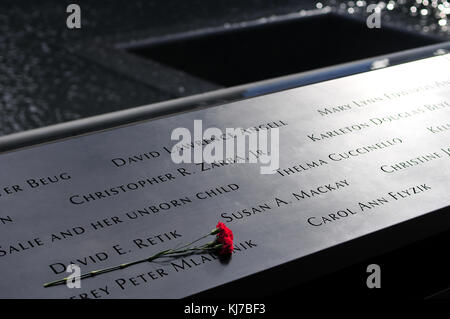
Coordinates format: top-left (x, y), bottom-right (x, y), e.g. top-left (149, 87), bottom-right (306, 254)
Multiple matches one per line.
top-left (0, 0), bottom-right (448, 136)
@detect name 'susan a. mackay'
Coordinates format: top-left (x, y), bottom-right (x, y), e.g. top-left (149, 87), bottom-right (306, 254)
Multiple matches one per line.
top-left (221, 180), bottom-right (350, 223)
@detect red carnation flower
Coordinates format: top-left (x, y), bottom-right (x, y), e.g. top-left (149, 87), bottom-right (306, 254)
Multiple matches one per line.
top-left (45, 220), bottom-right (235, 287)
top-left (218, 236), bottom-right (234, 255)
top-left (216, 221), bottom-right (233, 240)
top-left (215, 221), bottom-right (234, 255)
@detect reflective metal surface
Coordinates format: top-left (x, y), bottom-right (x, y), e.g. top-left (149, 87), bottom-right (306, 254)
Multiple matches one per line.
top-left (0, 54), bottom-right (449, 298)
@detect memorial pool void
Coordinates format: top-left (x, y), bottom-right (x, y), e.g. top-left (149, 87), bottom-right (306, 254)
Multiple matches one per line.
top-left (127, 13), bottom-right (443, 87)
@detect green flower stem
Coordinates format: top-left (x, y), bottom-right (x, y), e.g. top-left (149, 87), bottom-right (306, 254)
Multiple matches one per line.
top-left (173, 230), bottom-right (217, 251)
top-left (157, 244), bottom-right (222, 256)
top-left (43, 232), bottom-right (220, 288)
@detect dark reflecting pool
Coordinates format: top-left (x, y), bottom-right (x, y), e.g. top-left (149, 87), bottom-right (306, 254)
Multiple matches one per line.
top-left (129, 13), bottom-right (443, 87)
